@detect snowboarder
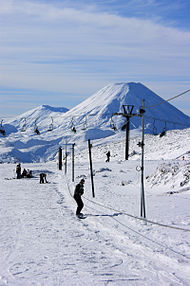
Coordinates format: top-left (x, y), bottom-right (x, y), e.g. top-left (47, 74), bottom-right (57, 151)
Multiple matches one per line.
top-left (106, 151), bottom-right (111, 162)
top-left (73, 178), bottom-right (85, 217)
top-left (16, 163), bottom-right (21, 179)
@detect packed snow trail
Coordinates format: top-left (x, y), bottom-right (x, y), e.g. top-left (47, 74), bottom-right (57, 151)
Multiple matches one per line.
top-left (0, 163), bottom-right (190, 285)
top-left (0, 163), bottom-right (141, 285)
top-left (61, 171), bottom-right (190, 285)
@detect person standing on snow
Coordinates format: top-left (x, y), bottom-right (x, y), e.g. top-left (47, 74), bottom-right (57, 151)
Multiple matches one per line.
top-left (73, 179), bottom-right (85, 216)
top-left (16, 163), bottom-right (21, 179)
top-left (106, 151), bottom-right (111, 162)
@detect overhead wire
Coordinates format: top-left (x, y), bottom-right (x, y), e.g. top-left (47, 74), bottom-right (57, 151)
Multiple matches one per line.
top-left (86, 203), bottom-right (190, 259)
top-left (146, 89), bottom-right (190, 109)
top-left (83, 195), bottom-right (190, 232)
top-left (65, 176), bottom-right (190, 260)
top-left (65, 175), bottom-right (190, 232)
top-left (141, 89), bottom-right (190, 131)
top-left (144, 115), bottom-right (189, 127)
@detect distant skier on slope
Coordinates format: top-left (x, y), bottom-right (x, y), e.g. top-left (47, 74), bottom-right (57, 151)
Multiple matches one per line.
top-left (73, 179), bottom-right (85, 217)
top-left (106, 151), bottom-right (111, 162)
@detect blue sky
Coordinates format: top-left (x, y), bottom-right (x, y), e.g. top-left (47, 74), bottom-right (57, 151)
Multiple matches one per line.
top-left (0, 0), bottom-right (189, 117)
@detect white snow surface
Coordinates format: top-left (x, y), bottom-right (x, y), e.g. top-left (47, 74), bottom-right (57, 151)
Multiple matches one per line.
top-left (0, 126), bottom-right (190, 285)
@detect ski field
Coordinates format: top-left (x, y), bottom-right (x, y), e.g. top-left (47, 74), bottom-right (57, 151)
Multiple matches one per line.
top-left (0, 128), bottom-right (190, 285)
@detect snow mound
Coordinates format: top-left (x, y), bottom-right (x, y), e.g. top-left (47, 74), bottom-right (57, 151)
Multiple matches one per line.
top-left (147, 161), bottom-right (190, 192)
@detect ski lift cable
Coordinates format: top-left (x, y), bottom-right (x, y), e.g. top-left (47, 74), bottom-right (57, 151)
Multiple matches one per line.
top-left (145, 115), bottom-right (189, 127)
top-left (146, 89), bottom-right (190, 109)
top-left (83, 194), bottom-right (190, 233)
top-left (85, 203), bottom-right (189, 260)
top-left (130, 119), bottom-right (138, 129)
top-left (62, 112), bottom-right (116, 121)
top-left (65, 176), bottom-right (190, 233)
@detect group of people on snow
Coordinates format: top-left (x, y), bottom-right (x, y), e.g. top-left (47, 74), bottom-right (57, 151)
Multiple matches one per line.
top-left (16, 163), bottom-right (33, 179)
top-left (16, 163), bottom-right (48, 183)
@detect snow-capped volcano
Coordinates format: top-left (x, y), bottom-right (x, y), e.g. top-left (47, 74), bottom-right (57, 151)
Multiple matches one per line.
top-left (66, 82), bottom-right (190, 133)
top-left (1, 82), bottom-right (190, 163)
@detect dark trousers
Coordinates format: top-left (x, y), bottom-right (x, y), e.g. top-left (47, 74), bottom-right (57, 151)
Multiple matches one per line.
top-left (106, 156), bottom-right (110, 162)
top-left (74, 195), bottom-right (84, 215)
top-left (16, 172), bottom-right (21, 179)
top-left (40, 173), bottom-right (47, 184)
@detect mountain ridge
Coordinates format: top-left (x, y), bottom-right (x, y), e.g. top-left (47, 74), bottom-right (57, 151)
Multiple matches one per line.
top-left (1, 82), bottom-right (190, 162)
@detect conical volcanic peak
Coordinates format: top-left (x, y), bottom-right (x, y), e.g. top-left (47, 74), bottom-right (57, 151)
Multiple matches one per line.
top-left (65, 82), bottom-right (190, 133)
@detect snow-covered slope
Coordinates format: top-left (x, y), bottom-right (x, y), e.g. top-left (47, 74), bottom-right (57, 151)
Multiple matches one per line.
top-left (0, 82), bottom-right (190, 163)
top-left (7, 105), bottom-right (69, 133)
top-left (0, 130), bottom-right (190, 285)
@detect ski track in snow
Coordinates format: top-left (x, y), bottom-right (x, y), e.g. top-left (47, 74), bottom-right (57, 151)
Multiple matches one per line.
top-left (0, 159), bottom-right (190, 286)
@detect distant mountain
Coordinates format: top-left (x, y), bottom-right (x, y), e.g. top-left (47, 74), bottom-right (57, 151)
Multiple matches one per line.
top-left (5, 105), bottom-right (69, 134)
top-left (1, 82), bottom-right (190, 163)
top-left (62, 82), bottom-right (190, 135)
top-left (5, 83), bottom-right (190, 136)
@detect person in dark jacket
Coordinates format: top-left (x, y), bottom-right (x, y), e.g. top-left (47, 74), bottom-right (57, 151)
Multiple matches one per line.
top-left (16, 163), bottom-right (21, 179)
top-left (74, 179), bottom-right (85, 216)
top-left (106, 151), bottom-right (111, 162)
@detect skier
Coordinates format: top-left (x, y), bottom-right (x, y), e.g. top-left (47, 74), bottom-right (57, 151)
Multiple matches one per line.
top-left (73, 178), bottom-right (85, 217)
top-left (16, 163), bottom-right (21, 179)
top-left (106, 151), bottom-right (111, 162)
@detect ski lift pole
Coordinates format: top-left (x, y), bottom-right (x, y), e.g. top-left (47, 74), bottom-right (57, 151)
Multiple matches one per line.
top-left (58, 147), bottom-right (62, 170)
top-left (139, 99), bottom-right (146, 219)
top-left (88, 139), bottom-right (95, 198)
top-left (125, 116), bottom-right (130, 160)
top-left (65, 143), bottom-right (68, 175)
top-left (72, 143), bottom-right (75, 182)
top-left (114, 105), bottom-right (137, 160)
